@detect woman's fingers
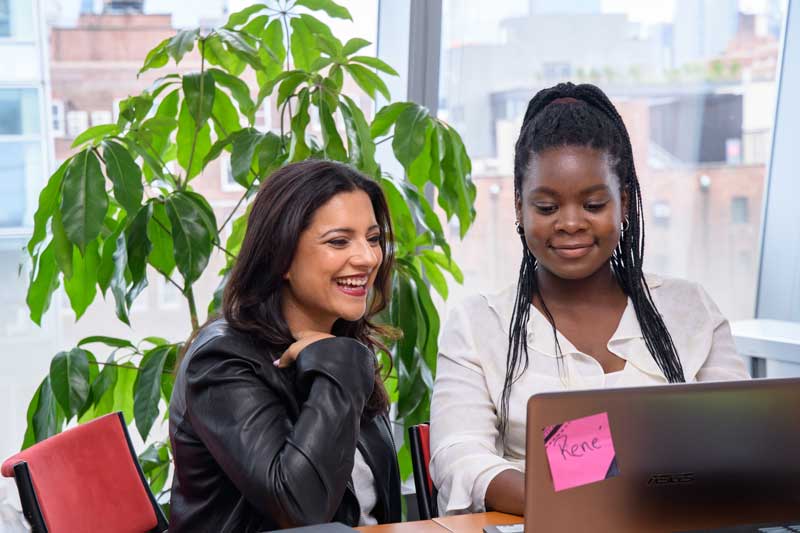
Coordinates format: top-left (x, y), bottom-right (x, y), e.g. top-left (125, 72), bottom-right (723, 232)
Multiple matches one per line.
top-left (274, 332), bottom-right (335, 368)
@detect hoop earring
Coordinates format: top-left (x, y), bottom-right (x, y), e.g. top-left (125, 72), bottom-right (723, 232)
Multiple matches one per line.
top-left (515, 221), bottom-right (524, 235)
top-left (620, 217), bottom-right (630, 232)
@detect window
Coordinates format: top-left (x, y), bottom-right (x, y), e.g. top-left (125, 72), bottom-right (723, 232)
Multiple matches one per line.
top-left (0, 88), bottom-right (41, 229)
top-left (51, 100), bottom-right (65, 137)
top-left (90, 109), bottom-right (112, 126)
top-left (0, 0), bottom-right (10, 37)
top-left (0, 88), bottom-right (39, 135)
top-left (652, 201), bottom-right (672, 227)
top-left (439, 0), bottom-right (788, 320)
top-left (66, 110), bottom-right (89, 137)
top-left (731, 196), bottom-right (749, 224)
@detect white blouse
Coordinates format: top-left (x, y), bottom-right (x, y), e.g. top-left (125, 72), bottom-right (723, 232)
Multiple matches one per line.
top-left (352, 448), bottom-right (378, 526)
top-left (429, 274), bottom-right (750, 515)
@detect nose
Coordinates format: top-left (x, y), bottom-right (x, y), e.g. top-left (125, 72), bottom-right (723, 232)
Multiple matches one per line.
top-left (554, 204), bottom-right (588, 234)
top-left (350, 238), bottom-right (380, 269)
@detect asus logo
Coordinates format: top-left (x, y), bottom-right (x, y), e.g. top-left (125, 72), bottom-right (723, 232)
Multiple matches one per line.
top-left (647, 472), bottom-right (696, 486)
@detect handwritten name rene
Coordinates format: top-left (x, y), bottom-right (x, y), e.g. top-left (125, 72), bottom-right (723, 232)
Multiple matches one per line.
top-left (554, 434), bottom-right (602, 460)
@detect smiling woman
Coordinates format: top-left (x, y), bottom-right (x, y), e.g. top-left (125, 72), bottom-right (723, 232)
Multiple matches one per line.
top-left (168, 160), bottom-right (401, 532)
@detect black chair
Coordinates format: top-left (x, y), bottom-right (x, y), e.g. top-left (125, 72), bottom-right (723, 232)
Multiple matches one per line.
top-left (408, 423), bottom-right (438, 519)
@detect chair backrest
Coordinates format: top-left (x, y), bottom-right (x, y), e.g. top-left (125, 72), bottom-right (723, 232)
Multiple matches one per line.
top-left (408, 423), bottom-right (438, 519)
top-left (1, 412), bottom-right (168, 533)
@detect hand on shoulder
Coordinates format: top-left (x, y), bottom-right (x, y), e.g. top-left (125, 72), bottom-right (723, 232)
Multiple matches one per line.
top-left (274, 331), bottom-right (335, 368)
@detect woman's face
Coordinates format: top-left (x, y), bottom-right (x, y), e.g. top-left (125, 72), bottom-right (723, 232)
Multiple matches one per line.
top-left (516, 145), bottom-right (627, 280)
top-left (282, 190), bottom-right (383, 333)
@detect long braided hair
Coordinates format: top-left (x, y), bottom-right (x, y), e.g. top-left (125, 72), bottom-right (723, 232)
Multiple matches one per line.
top-left (499, 82), bottom-right (685, 438)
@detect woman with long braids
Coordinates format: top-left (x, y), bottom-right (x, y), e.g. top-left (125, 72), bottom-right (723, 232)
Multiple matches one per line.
top-left (429, 82), bottom-right (749, 516)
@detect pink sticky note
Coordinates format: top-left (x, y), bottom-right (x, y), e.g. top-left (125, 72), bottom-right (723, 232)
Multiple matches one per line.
top-left (542, 411), bottom-right (619, 492)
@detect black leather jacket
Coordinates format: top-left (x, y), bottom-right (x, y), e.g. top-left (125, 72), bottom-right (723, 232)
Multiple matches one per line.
top-left (168, 319), bottom-right (402, 532)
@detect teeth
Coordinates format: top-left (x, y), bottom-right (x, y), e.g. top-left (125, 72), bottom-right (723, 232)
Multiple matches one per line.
top-left (337, 277), bottom-right (367, 287)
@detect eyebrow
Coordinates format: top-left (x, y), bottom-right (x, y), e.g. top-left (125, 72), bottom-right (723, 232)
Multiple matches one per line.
top-left (530, 184), bottom-right (611, 196)
top-left (319, 225), bottom-right (380, 238)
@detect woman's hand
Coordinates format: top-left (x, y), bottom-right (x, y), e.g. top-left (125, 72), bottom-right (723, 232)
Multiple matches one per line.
top-left (273, 331), bottom-right (335, 368)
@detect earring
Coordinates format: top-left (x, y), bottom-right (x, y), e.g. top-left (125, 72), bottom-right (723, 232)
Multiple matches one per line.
top-left (620, 217), bottom-right (630, 232)
top-left (515, 221), bottom-right (524, 235)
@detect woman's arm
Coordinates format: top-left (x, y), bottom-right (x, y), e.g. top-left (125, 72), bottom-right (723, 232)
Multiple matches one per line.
top-left (184, 336), bottom-right (374, 529)
top-left (430, 299), bottom-right (523, 515)
top-left (485, 469), bottom-right (525, 514)
top-left (694, 285), bottom-right (750, 381)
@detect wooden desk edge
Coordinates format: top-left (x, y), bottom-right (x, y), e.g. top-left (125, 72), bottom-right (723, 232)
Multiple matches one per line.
top-left (356, 512), bottom-right (522, 532)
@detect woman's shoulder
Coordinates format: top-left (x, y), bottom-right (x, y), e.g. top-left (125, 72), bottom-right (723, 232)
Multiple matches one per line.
top-left (180, 318), bottom-right (277, 373)
top-left (644, 272), bottom-right (720, 321)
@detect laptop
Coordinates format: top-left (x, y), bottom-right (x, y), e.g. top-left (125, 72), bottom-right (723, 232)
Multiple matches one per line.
top-left (514, 377), bottom-right (800, 533)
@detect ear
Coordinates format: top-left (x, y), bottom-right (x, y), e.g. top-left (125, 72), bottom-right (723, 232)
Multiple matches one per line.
top-left (620, 188), bottom-right (629, 222)
top-left (515, 191), bottom-right (522, 225)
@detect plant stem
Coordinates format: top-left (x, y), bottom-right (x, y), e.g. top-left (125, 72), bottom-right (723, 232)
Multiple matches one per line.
top-left (217, 181), bottom-right (257, 233)
top-left (375, 135), bottom-right (394, 146)
top-left (186, 285), bottom-right (200, 332)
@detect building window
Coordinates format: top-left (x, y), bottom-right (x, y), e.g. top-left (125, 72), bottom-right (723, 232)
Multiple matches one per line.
top-left (0, 89), bottom-right (39, 135)
top-left (51, 100), bottom-right (65, 137)
top-left (90, 110), bottom-right (112, 126)
top-left (731, 196), bottom-right (749, 224)
top-left (0, 0), bottom-right (10, 37)
top-left (652, 201), bottom-right (671, 227)
top-left (66, 110), bottom-right (89, 138)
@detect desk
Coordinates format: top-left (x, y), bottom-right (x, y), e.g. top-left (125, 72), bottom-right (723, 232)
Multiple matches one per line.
top-left (355, 512), bottom-right (521, 532)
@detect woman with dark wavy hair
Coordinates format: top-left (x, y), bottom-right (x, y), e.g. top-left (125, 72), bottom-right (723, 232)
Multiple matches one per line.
top-left (169, 160), bottom-right (401, 532)
top-left (429, 83), bottom-right (749, 516)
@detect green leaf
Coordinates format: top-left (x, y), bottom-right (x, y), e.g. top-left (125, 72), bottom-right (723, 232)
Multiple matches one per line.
top-left (71, 123), bottom-right (120, 148)
top-left (63, 238), bottom-right (99, 319)
top-left (28, 160), bottom-right (68, 255)
top-left (78, 336), bottom-right (135, 349)
top-left (147, 202), bottom-right (176, 277)
top-left (26, 242), bottom-right (61, 325)
top-left (420, 255), bottom-right (448, 299)
top-left (184, 191), bottom-right (218, 239)
top-left (392, 104), bottom-right (430, 172)
top-left (340, 94), bottom-right (377, 176)
top-left (216, 29), bottom-right (263, 70)
top-left (61, 149), bottom-right (109, 254)
top-left (277, 71), bottom-right (307, 107)
top-left (230, 128), bottom-right (264, 186)
top-left (439, 124), bottom-right (476, 237)
top-left (51, 208), bottom-right (73, 279)
top-left (113, 363), bottom-right (137, 424)
top-left (139, 37), bottom-right (170, 75)
top-left (210, 68), bottom-right (255, 124)
top-left (225, 203), bottom-right (252, 258)
top-left (166, 29), bottom-right (199, 64)
top-left (183, 71), bottom-right (215, 126)
top-left (211, 86), bottom-right (242, 139)
top-left (259, 19), bottom-right (285, 82)
top-left (421, 249), bottom-right (463, 283)
top-left (379, 178), bottom-right (416, 248)
top-left (102, 141), bottom-right (143, 215)
top-left (315, 33), bottom-right (344, 58)
top-left (407, 122), bottom-right (434, 188)
top-left (318, 98), bottom-right (347, 161)
top-left (32, 378), bottom-right (63, 444)
top-left (22, 381), bottom-right (42, 449)
top-left (166, 192), bottom-right (214, 286)
top-left (289, 89), bottom-right (311, 162)
top-left (176, 100), bottom-right (213, 180)
top-left (204, 33), bottom-right (246, 76)
top-left (342, 38), bottom-right (371, 56)
top-left (139, 442), bottom-right (171, 495)
top-left (97, 222), bottom-right (124, 294)
top-left (294, 0), bottom-right (352, 20)
top-left (50, 348), bottom-right (91, 419)
top-left (344, 63), bottom-right (390, 100)
top-left (91, 355), bottom-right (119, 417)
top-left (125, 205), bottom-right (152, 288)
top-left (225, 3), bottom-right (266, 27)
top-left (110, 230), bottom-right (131, 324)
top-left (350, 55), bottom-right (398, 76)
top-left (370, 102), bottom-right (412, 138)
top-left (289, 17), bottom-right (318, 71)
top-left (256, 132), bottom-right (285, 178)
top-left (133, 345), bottom-right (171, 441)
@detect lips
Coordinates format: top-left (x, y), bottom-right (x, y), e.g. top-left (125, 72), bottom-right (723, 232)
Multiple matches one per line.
top-left (550, 242), bottom-right (595, 259)
top-left (334, 275), bottom-right (370, 297)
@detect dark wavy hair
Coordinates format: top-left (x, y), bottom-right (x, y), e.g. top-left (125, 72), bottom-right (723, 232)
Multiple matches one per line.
top-left (500, 82), bottom-right (685, 437)
top-left (223, 159), bottom-right (395, 417)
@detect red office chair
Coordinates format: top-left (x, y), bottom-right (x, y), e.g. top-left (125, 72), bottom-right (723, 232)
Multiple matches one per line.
top-left (1, 412), bottom-right (168, 533)
top-left (408, 423), bottom-right (438, 519)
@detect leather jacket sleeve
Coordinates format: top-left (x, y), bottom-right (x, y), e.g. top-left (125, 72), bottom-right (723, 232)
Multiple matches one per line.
top-left (183, 336), bottom-right (375, 529)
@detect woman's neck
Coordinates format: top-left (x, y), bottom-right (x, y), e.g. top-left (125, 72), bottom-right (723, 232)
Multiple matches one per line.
top-left (534, 263), bottom-right (622, 307)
